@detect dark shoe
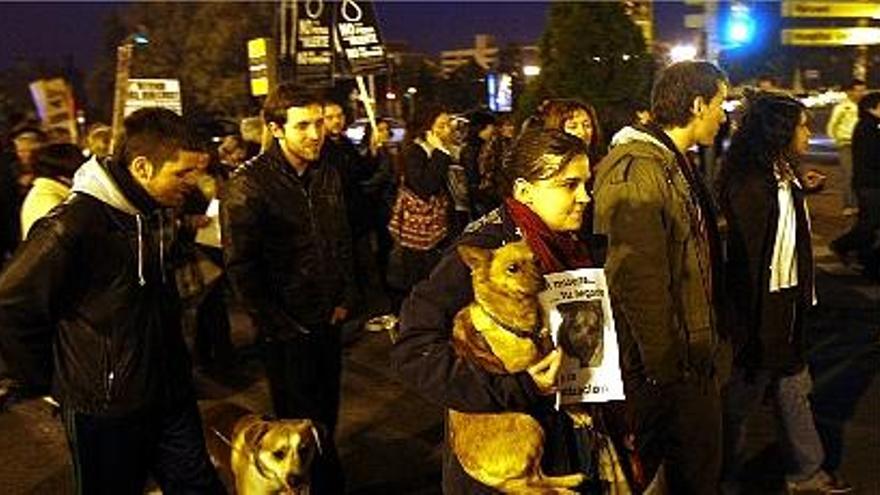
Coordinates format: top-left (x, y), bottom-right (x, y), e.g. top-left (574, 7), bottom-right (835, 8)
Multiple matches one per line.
top-left (829, 241), bottom-right (857, 266)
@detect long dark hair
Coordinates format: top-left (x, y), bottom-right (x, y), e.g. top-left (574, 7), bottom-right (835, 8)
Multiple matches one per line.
top-left (719, 92), bottom-right (805, 195)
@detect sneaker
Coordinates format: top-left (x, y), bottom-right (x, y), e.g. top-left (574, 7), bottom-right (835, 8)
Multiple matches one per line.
top-left (365, 314), bottom-right (398, 333)
top-left (826, 472), bottom-right (853, 494)
top-left (786, 470), bottom-right (842, 494)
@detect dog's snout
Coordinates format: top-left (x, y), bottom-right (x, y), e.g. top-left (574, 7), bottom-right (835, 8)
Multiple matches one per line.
top-left (287, 473), bottom-right (305, 488)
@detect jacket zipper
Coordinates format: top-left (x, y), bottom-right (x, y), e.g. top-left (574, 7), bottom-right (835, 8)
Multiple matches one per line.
top-left (103, 333), bottom-right (115, 407)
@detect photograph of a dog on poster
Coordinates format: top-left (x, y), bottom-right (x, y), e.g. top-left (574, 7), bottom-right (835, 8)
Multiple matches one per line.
top-left (556, 300), bottom-right (605, 368)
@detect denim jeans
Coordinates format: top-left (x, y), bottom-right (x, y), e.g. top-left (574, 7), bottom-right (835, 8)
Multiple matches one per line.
top-left (722, 367), bottom-right (824, 482)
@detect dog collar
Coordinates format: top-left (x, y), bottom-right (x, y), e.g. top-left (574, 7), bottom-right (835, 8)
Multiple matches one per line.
top-left (475, 303), bottom-right (542, 340)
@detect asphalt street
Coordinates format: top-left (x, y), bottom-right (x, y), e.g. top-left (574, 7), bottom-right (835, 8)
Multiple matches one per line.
top-left (0, 152), bottom-right (876, 494)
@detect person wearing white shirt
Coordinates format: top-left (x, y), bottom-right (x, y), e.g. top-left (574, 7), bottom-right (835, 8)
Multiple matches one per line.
top-left (719, 93), bottom-right (851, 494)
top-left (826, 79), bottom-right (866, 216)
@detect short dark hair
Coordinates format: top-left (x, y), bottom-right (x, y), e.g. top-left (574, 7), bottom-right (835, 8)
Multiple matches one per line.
top-left (845, 78), bottom-right (867, 91)
top-left (117, 108), bottom-right (199, 173)
top-left (33, 143), bottom-right (85, 179)
top-left (651, 61), bottom-right (728, 128)
top-left (262, 82), bottom-right (323, 127)
top-left (466, 111), bottom-right (496, 139)
top-left (408, 103), bottom-right (448, 141)
top-left (858, 91), bottom-right (880, 119)
top-left (496, 129), bottom-right (588, 198)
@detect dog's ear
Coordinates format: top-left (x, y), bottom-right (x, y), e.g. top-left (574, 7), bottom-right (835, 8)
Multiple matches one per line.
top-left (457, 245), bottom-right (492, 271)
top-left (305, 419), bottom-right (325, 456)
top-left (243, 421), bottom-right (270, 452)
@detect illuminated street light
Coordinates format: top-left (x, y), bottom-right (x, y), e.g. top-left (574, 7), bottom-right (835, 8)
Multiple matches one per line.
top-left (523, 65), bottom-right (541, 77)
top-left (386, 91), bottom-right (397, 100)
top-left (670, 44), bottom-right (698, 63)
top-left (406, 86), bottom-right (417, 95)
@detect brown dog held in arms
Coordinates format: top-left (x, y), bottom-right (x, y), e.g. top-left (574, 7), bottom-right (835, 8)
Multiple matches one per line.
top-left (449, 240), bottom-right (586, 494)
top-left (202, 402), bottom-right (321, 495)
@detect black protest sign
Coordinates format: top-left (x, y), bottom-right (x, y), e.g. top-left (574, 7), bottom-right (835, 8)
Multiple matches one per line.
top-left (335, 0), bottom-right (388, 76)
top-left (293, 0), bottom-right (335, 87)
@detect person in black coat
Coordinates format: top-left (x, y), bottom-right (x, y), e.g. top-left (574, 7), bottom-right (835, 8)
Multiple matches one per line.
top-left (460, 111), bottom-right (496, 218)
top-left (831, 91), bottom-right (880, 280)
top-left (391, 130), bottom-right (625, 494)
top-left (718, 93), bottom-right (848, 493)
top-left (0, 108), bottom-right (223, 493)
top-left (222, 84), bottom-right (356, 494)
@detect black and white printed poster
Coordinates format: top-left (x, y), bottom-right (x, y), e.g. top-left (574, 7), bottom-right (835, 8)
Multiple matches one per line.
top-left (539, 268), bottom-right (625, 405)
top-left (293, 0), bottom-right (335, 87)
top-left (335, 0), bottom-right (388, 76)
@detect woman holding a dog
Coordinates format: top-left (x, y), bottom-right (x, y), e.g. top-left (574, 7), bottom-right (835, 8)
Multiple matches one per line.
top-left (392, 129), bottom-right (624, 494)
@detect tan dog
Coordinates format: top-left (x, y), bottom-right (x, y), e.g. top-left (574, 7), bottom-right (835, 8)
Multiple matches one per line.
top-left (202, 403), bottom-right (321, 495)
top-left (449, 241), bottom-right (586, 494)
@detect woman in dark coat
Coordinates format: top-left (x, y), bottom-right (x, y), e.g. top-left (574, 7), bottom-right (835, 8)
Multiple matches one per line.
top-left (391, 129), bottom-right (628, 494)
top-left (718, 93), bottom-right (848, 493)
top-left (386, 105), bottom-right (456, 311)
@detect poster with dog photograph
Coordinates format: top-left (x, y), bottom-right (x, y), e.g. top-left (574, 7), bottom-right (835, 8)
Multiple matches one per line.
top-left (539, 268), bottom-right (625, 405)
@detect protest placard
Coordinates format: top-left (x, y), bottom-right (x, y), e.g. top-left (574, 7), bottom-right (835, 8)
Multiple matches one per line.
top-left (539, 268), bottom-right (626, 405)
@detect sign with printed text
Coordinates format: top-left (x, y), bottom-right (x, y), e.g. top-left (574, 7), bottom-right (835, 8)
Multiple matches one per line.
top-left (124, 79), bottom-right (182, 117)
top-left (29, 78), bottom-right (78, 143)
top-left (294, 0), bottom-right (335, 87)
top-left (539, 268), bottom-right (625, 405)
top-left (782, 27), bottom-right (880, 46)
top-left (781, 1), bottom-right (880, 18)
top-left (335, 0), bottom-right (388, 75)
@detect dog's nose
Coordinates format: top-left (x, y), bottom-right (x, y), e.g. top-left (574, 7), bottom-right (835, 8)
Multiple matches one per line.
top-left (287, 473), bottom-right (304, 488)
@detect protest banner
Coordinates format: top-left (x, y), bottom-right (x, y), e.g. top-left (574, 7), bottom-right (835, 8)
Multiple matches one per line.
top-left (539, 268), bottom-right (626, 405)
top-left (124, 79), bottom-right (182, 117)
top-left (335, 0), bottom-right (388, 76)
top-left (292, 0), bottom-right (335, 87)
top-left (28, 78), bottom-right (78, 143)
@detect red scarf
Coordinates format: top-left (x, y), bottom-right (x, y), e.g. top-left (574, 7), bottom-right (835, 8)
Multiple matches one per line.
top-left (505, 198), bottom-right (593, 273)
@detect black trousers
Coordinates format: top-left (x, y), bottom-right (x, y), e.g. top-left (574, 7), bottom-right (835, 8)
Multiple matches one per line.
top-left (62, 398), bottom-right (224, 495)
top-left (833, 187), bottom-right (880, 276)
top-left (261, 324), bottom-right (345, 494)
top-left (626, 376), bottom-right (722, 495)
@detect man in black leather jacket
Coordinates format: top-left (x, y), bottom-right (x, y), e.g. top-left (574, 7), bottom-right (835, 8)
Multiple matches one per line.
top-left (0, 108), bottom-right (223, 494)
top-left (221, 83), bottom-right (355, 494)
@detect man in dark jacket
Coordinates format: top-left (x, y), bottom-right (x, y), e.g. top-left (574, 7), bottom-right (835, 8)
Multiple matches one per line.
top-left (593, 61), bottom-right (730, 494)
top-left (222, 83), bottom-right (356, 493)
top-left (0, 108), bottom-right (223, 494)
top-left (323, 101), bottom-right (375, 294)
top-left (831, 90), bottom-right (880, 280)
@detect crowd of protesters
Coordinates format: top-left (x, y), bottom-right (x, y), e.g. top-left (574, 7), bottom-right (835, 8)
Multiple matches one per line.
top-left (0, 59), bottom-right (873, 494)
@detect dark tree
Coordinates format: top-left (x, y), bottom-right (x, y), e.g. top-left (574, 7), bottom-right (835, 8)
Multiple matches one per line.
top-left (518, 2), bottom-right (654, 125)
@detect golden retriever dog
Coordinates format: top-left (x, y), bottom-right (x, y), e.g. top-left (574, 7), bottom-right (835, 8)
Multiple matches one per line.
top-left (202, 403), bottom-right (321, 495)
top-left (449, 241), bottom-right (586, 494)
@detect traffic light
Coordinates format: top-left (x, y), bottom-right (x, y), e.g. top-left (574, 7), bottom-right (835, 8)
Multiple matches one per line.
top-left (725, 3), bottom-right (755, 46)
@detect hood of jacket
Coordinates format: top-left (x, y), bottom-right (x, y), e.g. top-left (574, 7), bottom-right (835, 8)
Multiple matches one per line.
top-left (71, 156), bottom-right (140, 216)
top-left (70, 156), bottom-right (174, 287)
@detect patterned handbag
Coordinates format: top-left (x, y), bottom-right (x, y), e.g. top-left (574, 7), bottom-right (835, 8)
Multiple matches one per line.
top-left (388, 186), bottom-right (448, 250)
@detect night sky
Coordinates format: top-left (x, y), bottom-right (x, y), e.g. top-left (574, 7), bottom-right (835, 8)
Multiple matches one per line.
top-left (0, 1), bottom-right (688, 72)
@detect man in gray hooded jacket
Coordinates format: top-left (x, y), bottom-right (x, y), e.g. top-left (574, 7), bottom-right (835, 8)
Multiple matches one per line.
top-left (593, 61), bottom-right (730, 494)
top-left (0, 108), bottom-right (223, 494)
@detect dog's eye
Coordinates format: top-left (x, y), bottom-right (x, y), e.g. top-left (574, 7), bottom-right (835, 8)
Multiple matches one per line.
top-left (273, 448), bottom-right (287, 460)
top-left (506, 264), bottom-right (520, 274)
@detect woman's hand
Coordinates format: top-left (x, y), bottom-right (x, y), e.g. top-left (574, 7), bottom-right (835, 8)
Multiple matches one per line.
top-left (527, 349), bottom-right (562, 395)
